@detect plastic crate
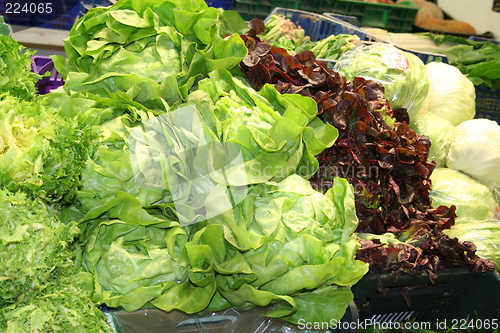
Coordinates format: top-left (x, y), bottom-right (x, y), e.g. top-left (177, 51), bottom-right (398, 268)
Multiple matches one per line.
top-left (397, 46), bottom-right (449, 65)
top-left (33, 0), bottom-right (81, 30)
top-left (330, 0), bottom-right (418, 33)
top-left (31, 55), bottom-right (64, 94)
top-left (233, 0), bottom-right (272, 21)
top-left (351, 268), bottom-right (500, 325)
top-left (299, 0), bottom-right (332, 14)
top-left (0, 2), bottom-right (33, 26)
top-left (205, 0), bottom-right (234, 10)
top-left (80, 0), bottom-right (115, 15)
top-left (475, 85), bottom-right (500, 125)
top-left (323, 12), bottom-right (360, 27)
top-left (264, 8), bottom-right (385, 43)
top-left (272, 0), bottom-right (301, 10)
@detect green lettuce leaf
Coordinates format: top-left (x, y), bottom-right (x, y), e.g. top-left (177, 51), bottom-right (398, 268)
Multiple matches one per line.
top-left (80, 175), bottom-right (368, 324)
top-left (0, 94), bottom-right (97, 205)
top-left (53, 0), bottom-right (248, 111)
top-left (0, 190), bottom-right (79, 307)
top-left (0, 35), bottom-right (40, 100)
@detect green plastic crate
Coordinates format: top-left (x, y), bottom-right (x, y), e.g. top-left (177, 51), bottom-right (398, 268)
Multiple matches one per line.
top-left (233, 0), bottom-right (273, 20)
top-left (299, 0), bottom-right (332, 13)
top-left (330, 0), bottom-right (418, 33)
top-left (272, 0), bottom-right (301, 10)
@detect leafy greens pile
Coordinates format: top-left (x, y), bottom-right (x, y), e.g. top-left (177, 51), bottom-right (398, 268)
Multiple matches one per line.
top-left (67, 69), bottom-right (368, 323)
top-left (260, 14), bottom-right (361, 61)
top-left (50, 0), bottom-right (369, 325)
top-left (0, 189), bottom-right (113, 332)
top-left (423, 33), bottom-right (500, 91)
top-left (0, 94), bottom-right (96, 205)
top-left (79, 174), bottom-right (368, 324)
top-left (237, 19), bottom-right (494, 277)
top-left (0, 33), bottom-right (112, 331)
top-left (0, 34), bottom-right (40, 100)
top-left (52, 0), bottom-right (248, 111)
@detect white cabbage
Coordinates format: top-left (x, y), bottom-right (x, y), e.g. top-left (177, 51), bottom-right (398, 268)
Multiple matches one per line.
top-left (424, 62), bottom-right (476, 126)
top-left (430, 168), bottom-right (497, 220)
top-left (410, 112), bottom-right (455, 167)
top-left (446, 119), bottom-right (500, 193)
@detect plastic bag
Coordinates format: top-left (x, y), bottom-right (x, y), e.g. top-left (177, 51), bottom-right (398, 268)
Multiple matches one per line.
top-left (334, 43), bottom-right (430, 120)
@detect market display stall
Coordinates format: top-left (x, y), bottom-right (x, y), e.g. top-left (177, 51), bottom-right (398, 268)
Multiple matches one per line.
top-left (0, 0), bottom-right (499, 332)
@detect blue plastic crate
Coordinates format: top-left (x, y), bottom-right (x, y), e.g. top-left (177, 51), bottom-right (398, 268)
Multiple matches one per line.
top-left (80, 0), bottom-right (115, 15)
top-left (205, 0), bottom-right (233, 10)
top-left (475, 85), bottom-right (500, 125)
top-left (396, 47), bottom-right (449, 65)
top-left (467, 35), bottom-right (500, 45)
top-left (264, 8), bottom-right (384, 43)
top-left (0, 2), bottom-right (33, 26)
top-left (33, 0), bottom-right (81, 30)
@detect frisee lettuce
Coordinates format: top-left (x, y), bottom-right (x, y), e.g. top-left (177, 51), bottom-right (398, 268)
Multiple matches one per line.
top-left (0, 35), bottom-right (40, 100)
top-left (0, 94), bottom-right (97, 205)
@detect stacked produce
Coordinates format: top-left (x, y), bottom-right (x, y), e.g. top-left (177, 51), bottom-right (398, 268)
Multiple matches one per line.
top-left (1, 1), bottom-right (499, 330)
top-left (46, 0), bottom-right (370, 326)
top-left (0, 34), bottom-right (112, 331)
top-left (424, 34), bottom-right (500, 91)
top-left (260, 14), bottom-right (361, 61)
top-left (238, 19), bottom-right (494, 277)
top-left (409, 60), bottom-right (500, 270)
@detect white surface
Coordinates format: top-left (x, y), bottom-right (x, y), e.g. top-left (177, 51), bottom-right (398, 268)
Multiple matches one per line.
top-left (10, 25), bottom-right (67, 56)
top-left (438, 0), bottom-right (500, 39)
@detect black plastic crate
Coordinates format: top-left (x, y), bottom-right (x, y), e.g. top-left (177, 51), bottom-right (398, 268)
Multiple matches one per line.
top-left (351, 268), bottom-right (500, 326)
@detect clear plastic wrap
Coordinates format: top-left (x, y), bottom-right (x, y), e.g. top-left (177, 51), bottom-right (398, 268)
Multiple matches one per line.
top-left (430, 168), bottom-right (497, 221)
top-left (410, 112), bottom-right (455, 167)
top-left (334, 43), bottom-right (430, 120)
top-left (424, 62), bottom-right (476, 126)
top-left (106, 306), bottom-right (333, 333)
top-left (446, 217), bottom-right (500, 271)
top-left (446, 118), bottom-right (500, 195)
